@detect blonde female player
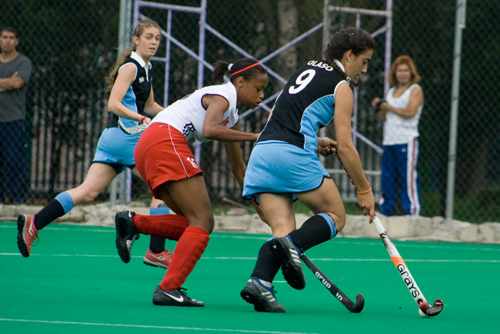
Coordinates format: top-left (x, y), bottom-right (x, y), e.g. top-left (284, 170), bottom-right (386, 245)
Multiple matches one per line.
top-left (17, 19), bottom-right (172, 268)
top-left (240, 28), bottom-right (376, 312)
top-left (114, 57), bottom-right (268, 307)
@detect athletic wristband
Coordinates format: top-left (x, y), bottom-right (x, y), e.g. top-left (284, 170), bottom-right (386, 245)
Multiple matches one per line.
top-left (357, 187), bottom-right (372, 195)
top-left (375, 99), bottom-right (386, 111)
top-left (139, 116), bottom-right (146, 124)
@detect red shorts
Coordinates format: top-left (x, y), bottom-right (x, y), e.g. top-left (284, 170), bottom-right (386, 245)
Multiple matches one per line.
top-left (134, 123), bottom-right (203, 198)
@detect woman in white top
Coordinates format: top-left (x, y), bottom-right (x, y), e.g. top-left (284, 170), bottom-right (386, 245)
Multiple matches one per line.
top-left (372, 55), bottom-right (424, 216)
top-left (114, 58), bottom-right (268, 307)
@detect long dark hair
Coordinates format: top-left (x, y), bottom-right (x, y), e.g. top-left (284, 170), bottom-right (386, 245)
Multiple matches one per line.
top-left (106, 19), bottom-right (161, 89)
top-left (323, 28), bottom-right (375, 85)
top-left (212, 58), bottom-right (266, 84)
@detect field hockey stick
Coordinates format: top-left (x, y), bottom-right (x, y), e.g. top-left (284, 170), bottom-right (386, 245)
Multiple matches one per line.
top-left (372, 216), bottom-right (444, 317)
top-left (300, 252), bottom-right (364, 313)
top-left (118, 119), bottom-right (147, 135)
top-left (333, 152), bottom-right (443, 316)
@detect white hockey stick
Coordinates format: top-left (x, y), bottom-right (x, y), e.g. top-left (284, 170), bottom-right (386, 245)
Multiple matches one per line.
top-left (118, 119), bottom-right (147, 135)
top-left (373, 216), bottom-right (444, 317)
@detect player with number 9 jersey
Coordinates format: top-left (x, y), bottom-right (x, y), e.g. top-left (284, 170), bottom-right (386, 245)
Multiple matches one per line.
top-left (244, 61), bottom-right (345, 197)
top-left (240, 28), bottom-right (376, 313)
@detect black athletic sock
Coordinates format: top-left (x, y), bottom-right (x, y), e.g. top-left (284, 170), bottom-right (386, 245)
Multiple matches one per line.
top-left (34, 199), bottom-right (66, 230)
top-left (149, 235), bottom-right (166, 254)
top-left (251, 240), bottom-right (282, 282)
top-left (288, 214), bottom-right (336, 252)
top-left (148, 204), bottom-right (169, 253)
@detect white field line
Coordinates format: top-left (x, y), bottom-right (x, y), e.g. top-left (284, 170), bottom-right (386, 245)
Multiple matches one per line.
top-left (0, 252), bottom-right (498, 263)
top-left (2, 223), bottom-right (499, 253)
top-left (0, 318), bottom-right (321, 334)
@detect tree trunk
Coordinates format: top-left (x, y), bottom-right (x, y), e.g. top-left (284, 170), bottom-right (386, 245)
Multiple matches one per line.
top-left (277, 0), bottom-right (298, 83)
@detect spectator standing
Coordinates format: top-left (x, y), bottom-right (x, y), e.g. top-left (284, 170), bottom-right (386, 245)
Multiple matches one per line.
top-left (0, 27), bottom-right (32, 205)
top-left (372, 55), bottom-right (424, 216)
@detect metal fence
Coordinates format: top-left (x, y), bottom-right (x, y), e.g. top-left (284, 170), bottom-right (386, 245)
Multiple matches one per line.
top-left (1, 0), bottom-right (499, 224)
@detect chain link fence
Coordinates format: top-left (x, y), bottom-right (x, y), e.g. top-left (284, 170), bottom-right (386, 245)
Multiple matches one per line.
top-left (1, 0), bottom-right (499, 224)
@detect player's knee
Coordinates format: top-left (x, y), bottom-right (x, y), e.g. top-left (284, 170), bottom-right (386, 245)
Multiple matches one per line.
top-left (325, 212), bottom-right (345, 232)
top-left (205, 215), bottom-right (215, 234)
top-left (270, 220), bottom-right (295, 237)
top-left (69, 189), bottom-right (98, 205)
top-left (189, 214), bottom-right (214, 234)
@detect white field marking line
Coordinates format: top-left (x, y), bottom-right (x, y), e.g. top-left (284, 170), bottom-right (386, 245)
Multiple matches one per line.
top-left (2, 224), bottom-right (500, 251)
top-left (0, 225), bottom-right (270, 239)
top-left (0, 318), bottom-right (320, 334)
top-left (1, 252), bottom-right (499, 263)
top-left (0, 224), bottom-right (111, 233)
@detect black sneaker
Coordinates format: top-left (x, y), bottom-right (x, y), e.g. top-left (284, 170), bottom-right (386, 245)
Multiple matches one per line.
top-left (153, 286), bottom-right (204, 307)
top-left (240, 277), bottom-right (286, 313)
top-left (270, 236), bottom-right (306, 290)
top-left (115, 211), bottom-right (139, 263)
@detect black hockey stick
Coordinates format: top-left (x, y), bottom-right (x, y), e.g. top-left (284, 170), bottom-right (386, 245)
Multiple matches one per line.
top-left (300, 252), bottom-right (364, 313)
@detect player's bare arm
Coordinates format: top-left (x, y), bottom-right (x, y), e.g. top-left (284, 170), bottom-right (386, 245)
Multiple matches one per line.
top-left (143, 86), bottom-right (164, 117)
top-left (202, 94), bottom-right (258, 142)
top-left (108, 63), bottom-right (146, 122)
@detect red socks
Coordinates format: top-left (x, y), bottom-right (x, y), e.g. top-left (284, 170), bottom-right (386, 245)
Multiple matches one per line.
top-left (133, 213), bottom-right (188, 241)
top-left (159, 226), bottom-right (209, 291)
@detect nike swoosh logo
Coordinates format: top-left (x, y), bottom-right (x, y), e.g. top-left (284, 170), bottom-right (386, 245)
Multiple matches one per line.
top-left (163, 292), bottom-right (184, 302)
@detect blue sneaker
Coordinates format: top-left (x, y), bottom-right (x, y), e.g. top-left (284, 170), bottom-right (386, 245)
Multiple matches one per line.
top-left (240, 277), bottom-right (286, 313)
top-left (270, 236), bottom-right (306, 290)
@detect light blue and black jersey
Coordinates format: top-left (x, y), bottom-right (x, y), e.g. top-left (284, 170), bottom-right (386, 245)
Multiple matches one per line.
top-left (243, 61), bottom-right (345, 199)
top-left (93, 56), bottom-right (153, 173)
top-left (257, 60), bottom-right (345, 153)
top-left (107, 57), bottom-right (152, 128)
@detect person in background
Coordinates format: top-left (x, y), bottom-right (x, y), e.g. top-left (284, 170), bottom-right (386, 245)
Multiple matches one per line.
top-left (240, 28), bottom-right (376, 313)
top-left (114, 57), bottom-right (268, 307)
top-left (0, 27), bottom-right (32, 205)
top-left (17, 19), bottom-right (172, 268)
top-left (372, 55), bottom-right (423, 216)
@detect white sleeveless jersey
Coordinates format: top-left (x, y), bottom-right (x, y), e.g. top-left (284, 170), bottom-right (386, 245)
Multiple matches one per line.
top-left (151, 82), bottom-right (239, 142)
top-left (383, 83), bottom-right (423, 145)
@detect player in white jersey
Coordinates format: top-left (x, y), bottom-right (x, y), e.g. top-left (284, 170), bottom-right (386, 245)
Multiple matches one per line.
top-left (114, 58), bottom-right (268, 307)
top-left (240, 28), bottom-right (376, 313)
top-left (372, 55), bottom-right (424, 216)
top-left (151, 80), bottom-right (240, 142)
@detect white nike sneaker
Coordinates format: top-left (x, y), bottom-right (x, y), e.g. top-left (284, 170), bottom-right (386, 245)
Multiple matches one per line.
top-left (152, 286), bottom-right (204, 307)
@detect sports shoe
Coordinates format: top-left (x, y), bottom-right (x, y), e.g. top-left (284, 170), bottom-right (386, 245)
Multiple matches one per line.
top-left (17, 214), bottom-right (39, 258)
top-left (152, 286), bottom-right (204, 307)
top-left (270, 236), bottom-right (306, 290)
top-left (144, 248), bottom-right (173, 269)
top-left (115, 211), bottom-right (140, 263)
top-left (240, 277), bottom-right (286, 313)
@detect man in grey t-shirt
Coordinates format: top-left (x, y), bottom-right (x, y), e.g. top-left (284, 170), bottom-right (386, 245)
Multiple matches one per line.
top-left (0, 27), bottom-right (32, 204)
